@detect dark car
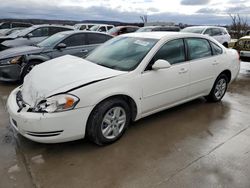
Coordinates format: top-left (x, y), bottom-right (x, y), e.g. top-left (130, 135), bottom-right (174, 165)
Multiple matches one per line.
top-left (136, 26), bottom-right (180, 32)
top-left (0, 31), bottom-right (113, 82)
top-left (0, 22), bottom-right (32, 29)
top-left (0, 25), bottom-right (73, 51)
top-left (107, 26), bottom-right (139, 36)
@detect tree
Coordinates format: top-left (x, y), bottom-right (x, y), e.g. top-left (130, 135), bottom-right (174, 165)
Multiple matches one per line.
top-left (140, 15), bottom-right (148, 25)
top-left (229, 13), bottom-right (249, 39)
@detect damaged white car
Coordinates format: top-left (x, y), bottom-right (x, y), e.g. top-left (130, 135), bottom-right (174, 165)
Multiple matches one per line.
top-left (7, 32), bottom-right (240, 145)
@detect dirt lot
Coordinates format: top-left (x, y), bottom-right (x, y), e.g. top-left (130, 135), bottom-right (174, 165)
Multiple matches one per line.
top-left (0, 62), bottom-right (250, 188)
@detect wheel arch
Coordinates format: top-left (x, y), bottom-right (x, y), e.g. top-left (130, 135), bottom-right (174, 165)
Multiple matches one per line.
top-left (88, 94), bottom-right (138, 123)
top-left (219, 69), bottom-right (231, 83)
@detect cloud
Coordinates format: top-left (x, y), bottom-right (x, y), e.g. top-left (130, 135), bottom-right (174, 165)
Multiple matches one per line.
top-left (181, 0), bottom-right (211, 5)
top-left (0, 0), bottom-right (239, 25)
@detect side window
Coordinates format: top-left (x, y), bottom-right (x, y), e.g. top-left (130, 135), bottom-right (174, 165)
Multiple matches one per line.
top-left (212, 28), bottom-right (222, 36)
top-left (49, 27), bottom-right (70, 35)
top-left (61, 34), bottom-right (86, 47)
top-left (186, 38), bottom-right (212, 60)
top-left (107, 26), bottom-right (113, 31)
top-left (80, 25), bottom-right (86, 30)
top-left (0, 23), bottom-right (10, 29)
top-left (30, 27), bottom-right (49, 37)
top-left (87, 33), bottom-right (108, 44)
top-left (98, 26), bottom-right (106, 32)
top-left (204, 29), bottom-right (213, 36)
top-left (210, 42), bottom-right (223, 55)
top-left (152, 39), bottom-right (186, 65)
top-left (127, 27), bottom-right (137, 33)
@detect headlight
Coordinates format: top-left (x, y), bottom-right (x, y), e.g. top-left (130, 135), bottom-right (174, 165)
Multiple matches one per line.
top-left (10, 56), bottom-right (22, 64)
top-left (34, 94), bottom-right (80, 113)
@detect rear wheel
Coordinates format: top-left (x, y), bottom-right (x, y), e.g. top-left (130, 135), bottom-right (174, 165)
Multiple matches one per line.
top-left (86, 98), bottom-right (131, 146)
top-left (205, 74), bottom-right (228, 102)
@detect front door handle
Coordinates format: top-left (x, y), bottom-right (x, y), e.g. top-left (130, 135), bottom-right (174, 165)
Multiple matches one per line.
top-left (179, 68), bottom-right (188, 74)
top-left (81, 49), bottom-right (89, 53)
top-left (212, 61), bottom-right (219, 65)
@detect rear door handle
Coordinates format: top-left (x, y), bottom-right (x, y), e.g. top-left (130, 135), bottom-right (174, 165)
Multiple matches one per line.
top-left (179, 68), bottom-right (188, 74)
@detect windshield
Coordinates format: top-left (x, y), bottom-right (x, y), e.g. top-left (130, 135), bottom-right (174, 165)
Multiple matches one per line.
top-left (37, 33), bottom-right (67, 47)
top-left (107, 27), bottom-right (119, 34)
top-left (90, 25), bottom-right (99, 31)
top-left (86, 36), bottom-right (158, 71)
top-left (136, 27), bottom-right (153, 32)
top-left (181, 27), bottom-right (205, 34)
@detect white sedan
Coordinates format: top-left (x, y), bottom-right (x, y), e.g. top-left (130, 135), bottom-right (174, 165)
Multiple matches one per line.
top-left (7, 32), bottom-right (240, 145)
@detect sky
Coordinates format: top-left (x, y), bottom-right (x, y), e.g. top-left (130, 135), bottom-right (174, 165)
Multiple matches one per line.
top-left (0, 0), bottom-right (250, 24)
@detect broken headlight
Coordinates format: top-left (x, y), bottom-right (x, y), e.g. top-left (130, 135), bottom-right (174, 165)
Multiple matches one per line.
top-left (9, 56), bottom-right (22, 64)
top-left (34, 94), bottom-right (80, 113)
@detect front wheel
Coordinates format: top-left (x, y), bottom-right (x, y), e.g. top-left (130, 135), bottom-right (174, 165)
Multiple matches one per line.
top-left (205, 74), bottom-right (228, 102)
top-left (86, 98), bottom-right (131, 146)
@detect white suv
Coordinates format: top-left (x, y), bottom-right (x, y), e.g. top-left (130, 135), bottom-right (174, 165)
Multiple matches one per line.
top-left (89, 24), bottom-right (115, 33)
top-left (181, 26), bottom-right (231, 47)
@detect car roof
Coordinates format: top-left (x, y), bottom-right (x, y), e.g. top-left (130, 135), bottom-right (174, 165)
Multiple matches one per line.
top-left (116, 25), bottom-right (139, 28)
top-left (57, 30), bottom-right (113, 37)
top-left (122, 32), bottom-right (208, 40)
top-left (185, 26), bottom-right (226, 30)
top-left (31, 24), bottom-right (73, 29)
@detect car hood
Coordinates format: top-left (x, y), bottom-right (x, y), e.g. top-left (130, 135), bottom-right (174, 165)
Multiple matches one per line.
top-left (21, 55), bottom-right (127, 107)
top-left (0, 45), bottom-right (42, 60)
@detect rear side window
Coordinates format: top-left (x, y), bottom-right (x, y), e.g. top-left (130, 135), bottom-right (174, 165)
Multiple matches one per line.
top-left (210, 42), bottom-right (223, 55)
top-left (87, 33), bottom-right (110, 44)
top-left (212, 28), bottom-right (222, 36)
top-left (186, 38), bottom-right (212, 60)
top-left (62, 34), bottom-right (86, 47)
top-left (30, 27), bottom-right (49, 37)
top-left (127, 27), bottom-right (138, 33)
top-left (49, 27), bottom-right (71, 35)
top-left (152, 39), bottom-right (185, 65)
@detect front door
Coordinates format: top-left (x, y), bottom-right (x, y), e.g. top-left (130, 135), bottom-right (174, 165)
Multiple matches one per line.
top-left (141, 39), bottom-right (190, 116)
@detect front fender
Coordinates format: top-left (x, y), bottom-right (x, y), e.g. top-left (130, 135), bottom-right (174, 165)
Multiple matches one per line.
top-left (25, 54), bottom-right (50, 63)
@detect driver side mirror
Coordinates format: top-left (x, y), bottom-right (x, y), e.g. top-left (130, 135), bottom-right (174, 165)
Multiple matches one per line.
top-left (56, 43), bottom-right (67, 50)
top-left (152, 59), bottom-right (171, 70)
top-left (26, 33), bottom-right (33, 39)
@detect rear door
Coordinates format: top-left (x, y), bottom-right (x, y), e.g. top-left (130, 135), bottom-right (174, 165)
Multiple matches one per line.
top-left (185, 38), bottom-right (216, 97)
top-left (85, 33), bottom-right (112, 55)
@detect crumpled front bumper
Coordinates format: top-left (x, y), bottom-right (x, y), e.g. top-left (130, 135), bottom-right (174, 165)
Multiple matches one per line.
top-left (7, 87), bottom-right (93, 143)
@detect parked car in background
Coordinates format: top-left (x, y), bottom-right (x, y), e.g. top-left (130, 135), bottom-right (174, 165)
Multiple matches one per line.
top-left (74, 23), bottom-right (98, 30)
top-left (181, 26), bottom-right (231, 47)
top-left (0, 31), bottom-right (112, 82)
top-left (136, 26), bottom-right (180, 32)
top-left (0, 25), bottom-right (73, 51)
top-left (232, 36), bottom-right (250, 61)
top-left (107, 26), bottom-right (139, 36)
top-left (7, 32), bottom-right (240, 145)
top-left (0, 22), bottom-right (32, 29)
top-left (0, 28), bottom-right (23, 36)
top-left (89, 24), bottom-right (115, 32)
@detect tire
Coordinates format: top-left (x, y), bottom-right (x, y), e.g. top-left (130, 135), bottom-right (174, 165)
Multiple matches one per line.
top-left (86, 98), bottom-right (131, 146)
top-left (205, 74), bottom-right (228, 102)
top-left (20, 61), bottom-right (41, 82)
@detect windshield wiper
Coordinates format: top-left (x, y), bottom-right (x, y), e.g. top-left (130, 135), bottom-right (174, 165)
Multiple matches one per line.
top-left (97, 63), bottom-right (121, 70)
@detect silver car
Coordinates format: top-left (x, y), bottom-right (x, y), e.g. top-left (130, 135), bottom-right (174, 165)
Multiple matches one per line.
top-left (0, 25), bottom-right (73, 51)
top-left (0, 31), bottom-right (113, 82)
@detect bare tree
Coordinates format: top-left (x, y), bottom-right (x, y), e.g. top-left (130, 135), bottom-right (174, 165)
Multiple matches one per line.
top-left (229, 13), bottom-right (248, 39)
top-left (140, 15), bottom-right (148, 25)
